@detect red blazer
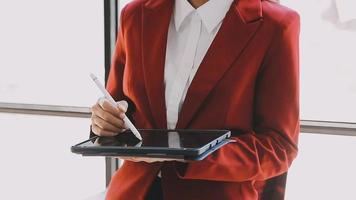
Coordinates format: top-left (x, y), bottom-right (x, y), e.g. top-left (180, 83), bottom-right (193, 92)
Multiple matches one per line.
top-left (105, 0), bottom-right (300, 199)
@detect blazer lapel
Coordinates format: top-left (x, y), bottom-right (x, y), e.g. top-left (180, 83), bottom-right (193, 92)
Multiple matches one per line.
top-left (142, 0), bottom-right (173, 128)
top-left (176, 1), bottom-right (263, 129)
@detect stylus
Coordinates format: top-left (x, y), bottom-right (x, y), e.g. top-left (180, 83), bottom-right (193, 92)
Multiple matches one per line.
top-left (90, 73), bottom-right (143, 140)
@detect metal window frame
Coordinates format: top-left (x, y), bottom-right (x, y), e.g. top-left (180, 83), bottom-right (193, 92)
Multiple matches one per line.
top-left (0, 0), bottom-right (356, 188)
top-left (104, 0), bottom-right (120, 187)
top-left (301, 120), bottom-right (356, 136)
top-left (0, 102), bottom-right (91, 118)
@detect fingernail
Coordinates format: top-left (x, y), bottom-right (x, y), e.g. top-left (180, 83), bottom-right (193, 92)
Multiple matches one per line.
top-left (120, 113), bottom-right (125, 119)
top-left (118, 105), bottom-right (126, 112)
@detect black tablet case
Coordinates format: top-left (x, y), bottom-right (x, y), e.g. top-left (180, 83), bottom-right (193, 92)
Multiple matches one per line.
top-left (71, 129), bottom-right (233, 161)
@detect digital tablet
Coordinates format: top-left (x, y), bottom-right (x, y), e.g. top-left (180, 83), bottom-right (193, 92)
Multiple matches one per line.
top-left (71, 129), bottom-right (233, 161)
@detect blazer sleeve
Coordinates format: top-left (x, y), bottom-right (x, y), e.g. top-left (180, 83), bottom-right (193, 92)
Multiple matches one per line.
top-left (106, 6), bottom-right (136, 119)
top-left (175, 13), bottom-right (300, 182)
top-left (106, 7), bottom-right (126, 102)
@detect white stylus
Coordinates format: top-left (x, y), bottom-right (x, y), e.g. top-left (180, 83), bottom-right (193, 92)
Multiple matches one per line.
top-left (90, 73), bottom-right (142, 140)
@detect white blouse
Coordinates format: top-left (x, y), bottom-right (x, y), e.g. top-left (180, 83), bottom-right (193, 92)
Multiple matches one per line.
top-left (164, 0), bottom-right (233, 129)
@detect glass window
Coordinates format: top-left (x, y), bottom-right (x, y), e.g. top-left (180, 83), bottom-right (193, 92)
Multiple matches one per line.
top-left (280, 0), bottom-right (356, 123)
top-left (0, 0), bottom-right (105, 107)
top-left (286, 133), bottom-right (356, 199)
top-left (119, 0), bottom-right (132, 11)
top-left (0, 0), bottom-right (106, 199)
top-left (0, 113), bottom-right (105, 199)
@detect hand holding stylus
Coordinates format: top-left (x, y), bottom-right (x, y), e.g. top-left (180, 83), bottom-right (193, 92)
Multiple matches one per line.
top-left (90, 73), bottom-right (142, 140)
top-left (91, 98), bottom-right (128, 136)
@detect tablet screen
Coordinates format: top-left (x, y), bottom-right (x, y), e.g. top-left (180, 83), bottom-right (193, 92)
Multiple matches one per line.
top-left (82, 129), bottom-right (229, 149)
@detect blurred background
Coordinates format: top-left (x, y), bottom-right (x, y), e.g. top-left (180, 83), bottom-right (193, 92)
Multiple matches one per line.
top-left (0, 0), bottom-right (355, 199)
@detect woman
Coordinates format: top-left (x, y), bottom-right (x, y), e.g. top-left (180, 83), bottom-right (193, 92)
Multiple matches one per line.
top-left (90, 0), bottom-right (300, 199)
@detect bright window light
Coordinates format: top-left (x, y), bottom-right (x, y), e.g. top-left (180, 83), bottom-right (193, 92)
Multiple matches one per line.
top-left (0, 0), bottom-right (104, 107)
top-left (0, 113), bottom-right (105, 200)
top-left (281, 0), bottom-right (356, 123)
top-left (286, 133), bottom-right (356, 199)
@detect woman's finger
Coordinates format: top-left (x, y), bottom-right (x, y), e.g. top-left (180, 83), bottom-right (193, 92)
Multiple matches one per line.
top-left (98, 98), bottom-right (123, 118)
top-left (92, 103), bottom-right (125, 128)
top-left (117, 100), bottom-right (128, 113)
top-left (92, 115), bottom-right (122, 133)
top-left (91, 124), bottom-right (116, 136)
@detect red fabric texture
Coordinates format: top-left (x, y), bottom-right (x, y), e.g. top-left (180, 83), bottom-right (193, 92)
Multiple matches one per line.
top-left (105, 0), bottom-right (300, 199)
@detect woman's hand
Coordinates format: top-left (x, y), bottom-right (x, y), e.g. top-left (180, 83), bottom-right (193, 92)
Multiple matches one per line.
top-left (91, 97), bottom-right (128, 136)
top-left (119, 157), bottom-right (186, 163)
top-left (91, 98), bottom-right (187, 163)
